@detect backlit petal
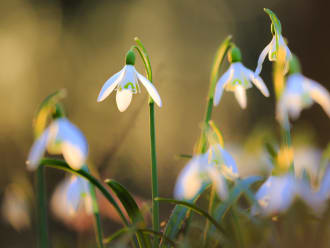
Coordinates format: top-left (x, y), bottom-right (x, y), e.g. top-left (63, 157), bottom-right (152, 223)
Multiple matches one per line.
top-left (97, 68), bottom-right (125, 102)
top-left (255, 39), bottom-right (273, 75)
top-left (234, 85), bottom-right (247, 109)
top-left (26, 129), bottom-right (51, 170)
top-left (305, 79), bottom-right (330, 117)
top-left (116, 89), bottom-right (133, 112)
top-left (136, 71), bottom-right (162, 107)
top-left (214, 68), bottom-right (233, 106)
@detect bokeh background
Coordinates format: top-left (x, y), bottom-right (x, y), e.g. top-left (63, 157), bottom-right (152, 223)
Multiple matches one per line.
top-left (1, 0), bottom-right (329, 247)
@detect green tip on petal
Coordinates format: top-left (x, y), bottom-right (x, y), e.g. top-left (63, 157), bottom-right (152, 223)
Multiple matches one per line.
top-left (288, 55), bottom-right (302, 74)
top-left (264, 8), bottom-right (282, 35)
top-left (228, 46), bottom-right (242, 63)
top-left (125, 50), bottom-right (136, 65)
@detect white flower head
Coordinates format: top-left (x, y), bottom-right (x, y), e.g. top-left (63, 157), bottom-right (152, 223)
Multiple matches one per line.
top-left (207, 144), bottom-right (239, 180)
top-left (214, 46), bottom-right (269, 108)
top-left (97, 50), bottom-right (162, 112)
top-left (253, 174), bottom-right (299, 215)
top-left (255, 8), bottom-right (292, 75)
top-left (174, 153), bottom-right (228, 200)
top-left (51, 176), bottom-right (92, 219)
top-left (27, 117), bottom-right (88, 171)
top-left (277, 73), bottom-right (330, 126)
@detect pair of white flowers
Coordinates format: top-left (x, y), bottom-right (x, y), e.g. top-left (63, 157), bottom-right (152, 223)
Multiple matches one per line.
top-left (254, 167), bottom-right (330, 216)
top-left (174, 144), bottom-right (239, 201)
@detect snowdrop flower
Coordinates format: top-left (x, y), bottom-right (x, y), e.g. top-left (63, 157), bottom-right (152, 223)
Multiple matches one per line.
top-left (214, 46), bottom-right (269, 108)
top-left (255, 8), bottom-right (292, 75)
top-left (277, 57), bottom-right (330, 126)
top-left (27, 117), bottom-right (88, 171)
top-left (253, 174), bottom-right (300, 215)
top-left (51, 176), bottom-right (92, 218)
top-left (174, 153), bottom-right (228, 200)
top-left (97, 50), bottom-right (162, 112)
top-left (207, 144), bottom-right (239, 180)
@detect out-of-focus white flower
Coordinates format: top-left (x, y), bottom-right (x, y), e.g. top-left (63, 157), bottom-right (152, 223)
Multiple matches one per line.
top-left (253, 174), bottom-right (302, 215)
top-left (277, 73), bottom-right (330, 126)
top-left (319, 167), bottom-right (330, 201)
top-left (97, 51), bottom-right (162, 112)
top-left (51, 175), bottom-right (92, 219)
top-left (26, 117), bottom-right (88, 171)
top-left (214, 47), bottom-right (269, 109)
top-left (2, 184), bottom-right (31, 231)
top-left (174, 145), bottom-right (239, 201)
top-left (173, 154), bottom-right (229, 200)
top-left (255, 8), bottom-right (292, 75)
top-left (207, 144), bottom-right (239, 180)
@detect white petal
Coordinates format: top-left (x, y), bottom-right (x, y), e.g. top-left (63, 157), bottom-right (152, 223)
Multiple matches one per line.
top-left (26, 129), bottom-right (51, 170)
top-left (55, 118), bottom-right (88, 170)
top-left (66, 176), bottom-right (83, 215)
top-left (116, 89), bottom-right (133, 112)
top-left (97, 68), bottom-right (125, 102)
top-left (305, 79), bottom-right (330, 117)
top-left (136, 71), bottom-right (162, 107)
top-left (245, 67), bottom-right (269, 97)
top-left (207, 167), bottom-right (228, 200)
top-left (174, 154), bottom-right (207, 200)
top-left (220, 148), bottom-right (239, 180)
top-left (255, 39), bottom-right (273, 75)
top-left (234, 85), bottom-right (247, 109)
top-left (214, 68), bottom-right (233, 106)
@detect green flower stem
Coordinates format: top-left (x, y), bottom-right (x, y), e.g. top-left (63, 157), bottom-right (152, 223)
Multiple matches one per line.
top-left (134, 37), bottom-right (160, 245)
top-left (88, 182), bottom-right (104, 248)
top-left (199, 36), bottom-right (232, 246)
top-left (36, 166), bottom-right (49, 248)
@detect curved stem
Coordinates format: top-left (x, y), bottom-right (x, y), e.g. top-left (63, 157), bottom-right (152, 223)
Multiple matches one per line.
top-left (134, 37), bottom-right (160, 246)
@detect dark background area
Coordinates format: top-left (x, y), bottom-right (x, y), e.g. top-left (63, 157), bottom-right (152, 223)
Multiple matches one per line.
top-left (1, 0), bottom-right (329, 247)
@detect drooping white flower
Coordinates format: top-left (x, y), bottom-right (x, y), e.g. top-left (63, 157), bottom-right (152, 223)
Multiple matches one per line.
top-left (27, 117), bottom-right (88, 171)
top-left (214, 61), bottom-right (269, 109)
top-left (207, 144), bottom-right (239, 180)
top-left (97, 51), bottom-right (162, 112)
top-left (174, 153), bottom-right (228, 200)
top-left (277, 73), bottom-right (330, 126)
top-left (253, 174), bottom-right (299, 215)
top-left (255, 8), bottom-right (292, 75)
top-left (174, 145), bottom-right (239, 201)
top-left (51, 176), bottom-right (93, 219)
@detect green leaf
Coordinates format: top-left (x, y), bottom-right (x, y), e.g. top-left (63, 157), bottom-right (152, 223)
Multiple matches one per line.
top-left (264, 8), bottom-right (282, 35)
top-left (104, 228), bottom-right (176, 247)
top-left (159, 185), bottom-right (208, 248)
top-left (33, 89), bottom-right (66, 138)
top-left (105, 179), bottom-right (151, 248)
top-left (39, 158), bottom-right (130, 226)
top-left (105, 179), bottom-right (145, 226)
top-left (155, 197), bottom-right (226, 235)
top-left (213, 176), bottom-right (262, 221)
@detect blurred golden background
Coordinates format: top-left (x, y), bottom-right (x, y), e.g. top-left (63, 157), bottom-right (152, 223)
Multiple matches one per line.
top-left (1, 0), bottom-right (329, 246)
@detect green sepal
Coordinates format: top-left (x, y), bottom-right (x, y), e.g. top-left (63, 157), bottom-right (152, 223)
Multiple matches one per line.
top-left (125, 50), bottom-right (136, 65)
top-left (228, 46), bottom-right (242, 63)
top-left (288, 54), bottom-right (302, 75)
